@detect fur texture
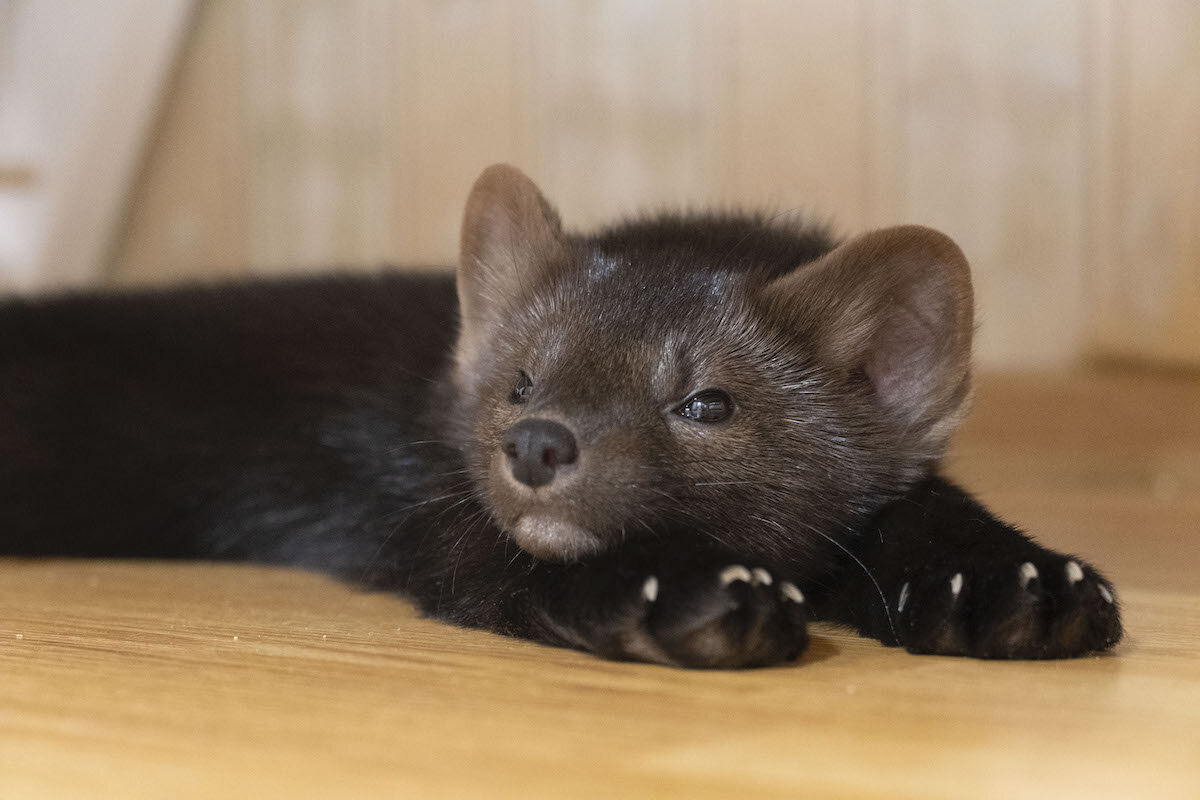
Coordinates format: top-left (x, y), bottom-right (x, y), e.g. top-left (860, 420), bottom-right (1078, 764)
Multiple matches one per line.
top-left (0, 164), bottom-right (1121, 667)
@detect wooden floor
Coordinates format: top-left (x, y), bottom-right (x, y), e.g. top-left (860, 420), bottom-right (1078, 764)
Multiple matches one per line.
top-left (2, 370), bottom-right (1199, 799)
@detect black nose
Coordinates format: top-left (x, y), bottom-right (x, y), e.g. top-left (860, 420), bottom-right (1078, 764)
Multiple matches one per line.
top-left (501, 418), bottom-right (578, 488)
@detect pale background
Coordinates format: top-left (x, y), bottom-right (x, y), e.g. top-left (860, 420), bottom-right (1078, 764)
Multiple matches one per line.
top-left (1, 0), bottom-right (1197, 368)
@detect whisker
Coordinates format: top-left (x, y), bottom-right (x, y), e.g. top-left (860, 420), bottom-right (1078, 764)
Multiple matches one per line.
top-left (358, 487), bottom-right (478, 587)
top-left (800, 523), bottom-right (898, 642)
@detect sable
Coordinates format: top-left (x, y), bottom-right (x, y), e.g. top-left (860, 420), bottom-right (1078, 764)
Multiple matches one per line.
top-left (0, 164), bottom-right (1121, 667)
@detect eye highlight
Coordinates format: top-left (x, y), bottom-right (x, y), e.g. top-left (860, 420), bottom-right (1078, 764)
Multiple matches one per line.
top-left (676, 389), bottom-right (733, 423)
top-left (510, 371), bottom-right (533, 404)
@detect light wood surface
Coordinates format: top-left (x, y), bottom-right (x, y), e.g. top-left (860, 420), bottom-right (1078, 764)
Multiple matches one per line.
top-left (107, 1), bottom-right (1200, 368)
top-left (2, 369), bottom-right (1198, 799)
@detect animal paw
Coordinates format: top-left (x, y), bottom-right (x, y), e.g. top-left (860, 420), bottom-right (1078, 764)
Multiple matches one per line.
top-left (895, 555), bottom-right (1121, 658)
top-left (579, 563), bottom-right (809, 668)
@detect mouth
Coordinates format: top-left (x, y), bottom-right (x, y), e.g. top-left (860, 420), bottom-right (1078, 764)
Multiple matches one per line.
top-left (509, 514), bottom-right (605, 561)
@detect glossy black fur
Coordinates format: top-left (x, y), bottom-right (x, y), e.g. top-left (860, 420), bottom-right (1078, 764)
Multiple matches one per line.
top-left (0, 213), bottom-right (1121, 667)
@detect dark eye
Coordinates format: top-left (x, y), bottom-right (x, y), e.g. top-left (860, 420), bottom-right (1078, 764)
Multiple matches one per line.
top-left (510, 371), bottom-right (533, 404)
top-left (676, 389), bottom-right (733, 423)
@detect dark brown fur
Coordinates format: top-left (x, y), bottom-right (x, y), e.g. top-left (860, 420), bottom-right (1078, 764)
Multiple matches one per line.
top-left (455, 166), bottom-right (972, 567)
top-left (0, 164), bottom-right (1121, 667)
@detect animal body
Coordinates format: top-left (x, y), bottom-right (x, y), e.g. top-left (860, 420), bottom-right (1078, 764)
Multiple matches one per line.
top-left (0, 165), bottom-right (1121, 667)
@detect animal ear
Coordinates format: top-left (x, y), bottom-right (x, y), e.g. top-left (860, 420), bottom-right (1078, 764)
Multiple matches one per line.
top-left (457, 164), bottom-right (566, 342)
top-left (763, 225), bottom-right (975, 455)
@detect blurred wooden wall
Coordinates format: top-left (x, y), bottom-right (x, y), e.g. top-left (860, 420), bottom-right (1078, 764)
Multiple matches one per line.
top-left (112, 0), bottom-right (1200, 369)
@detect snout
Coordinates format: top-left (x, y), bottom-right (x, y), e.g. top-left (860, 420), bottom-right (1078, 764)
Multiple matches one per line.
top-left (495, 416), bottom-right (599, 560)
top-left (490, 414), bottom-right (652, 562)
top-left (501, 417), bottom-right (578, 488)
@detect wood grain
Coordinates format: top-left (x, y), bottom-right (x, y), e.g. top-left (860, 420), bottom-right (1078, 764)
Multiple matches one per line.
top-left (726, 0), bottom-right (867, 228)
top-left (899, 1), bottom-right (1088, 367)
top-left (1, 0), bottom-right (192, 289)
top-left (1086, 0), bottom-right (1200, 368)
top-left (113, 0), bottom-right (251, 284)
top-left (106, 1), bottom-right (1200, 367)
top-left (2, 369), bottom-right (1199, 799)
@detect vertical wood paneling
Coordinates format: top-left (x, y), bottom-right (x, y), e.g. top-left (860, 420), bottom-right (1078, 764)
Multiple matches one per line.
top-left (1082, 0), bottom-right (1117, 334)
top-left (901, 0), bottom-right (1086, 366)
top-left (0, 0), bottom-right (191, 289)
top-left (109, 0), bottom-right (1200, 367)
top-left (860, 0), bottom-right (907, 228)
top-left (530, 0), bottom-right (725, 228)
top-left (400, 0), bottom-right (534, 262)
top-left (114, 0), bottom-right (251, 284)
top-left (1087, 0), bottom-right (1200, 367)
top-left (240, 0), bottom-right (395, 270)
top-left (728, 0), bottom-right (867, 229)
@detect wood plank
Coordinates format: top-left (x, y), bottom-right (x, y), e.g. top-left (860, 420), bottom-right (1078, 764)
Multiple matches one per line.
top-left (239, 0), bottom-right (397, 271)
top-left (1086, 0), bottom-right (1200, 368)
top-left (4, 0), bottom-right (192, 289)
top-left (103, 1), bottom-right (1198, 370)
top-left (530, 0), bottom-right (725, 227)
top-left (113, 0), bottom-right (253, 284)
top-left (900, 1), bottom-right (1087, 367)
top-left (727, 0), bottom-right (867, 229)
top-left (401, 0), bottom-right (534, 264)
top-left (2, 370), bottom-right (1199, 798)
top-left (1, 574), bottom-right (1195, 798)
top-left (947, 370), bottom-right (1200, 593)
top-left (861, 0), bottom-right (907, 227)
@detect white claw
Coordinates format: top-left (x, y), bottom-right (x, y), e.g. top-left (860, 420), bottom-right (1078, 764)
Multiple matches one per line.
top-left (1065, 561), bottom-right (1085, 585)
top-left (719, 565), bottom-right (753, 586)
top-left (751, 567), bottom-right (773, 586)
top-left (950, 572), bottom-right (964, 598)
top-left (1019, 562), bottom-right (1039, 589)
top-left (897, 582), bottom-right (911, 613)
top-left (780, 581), bottom-right (805, 604)
top-left (642, 576), bottom-right (659, 603)
top-left (1098, 584), bottom-right (1114, 604)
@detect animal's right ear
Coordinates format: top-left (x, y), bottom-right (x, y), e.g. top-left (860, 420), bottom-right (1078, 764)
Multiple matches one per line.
top-left (457, 164), bottom-right (567, 364)
top-left (761, 225), bottom-right (974, 460)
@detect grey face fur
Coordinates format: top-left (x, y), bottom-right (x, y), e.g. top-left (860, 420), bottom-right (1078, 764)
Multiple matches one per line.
top-left (454, 165), bottom-right (974, 567)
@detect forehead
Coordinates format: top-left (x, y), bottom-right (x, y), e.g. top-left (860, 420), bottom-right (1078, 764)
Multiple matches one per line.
top-left (539, 251), bottom-right (745, 346)
top-left (512, 249), bottom-right (767, 399)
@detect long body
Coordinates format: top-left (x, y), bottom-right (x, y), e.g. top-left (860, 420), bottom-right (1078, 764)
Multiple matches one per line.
top-left (0, 165), bottom-right (1122, 667)
top-left (2, 274), bottom-right (457, 568)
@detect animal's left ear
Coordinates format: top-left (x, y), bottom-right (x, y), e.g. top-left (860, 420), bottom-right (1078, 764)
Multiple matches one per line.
top-left (458, 164), bottom-right (567, 329)
top-left (454, 164), bottom-right (567, 387)
top-left (762, 225), bottom-right (974, 455)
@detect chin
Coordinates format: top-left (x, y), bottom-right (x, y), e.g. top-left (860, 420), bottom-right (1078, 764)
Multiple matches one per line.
top-left (508, 514), bottom-right (607, 561)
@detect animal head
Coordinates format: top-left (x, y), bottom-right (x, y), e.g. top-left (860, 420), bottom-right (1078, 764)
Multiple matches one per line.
top-left (453, 164), bottom-right (973, 564)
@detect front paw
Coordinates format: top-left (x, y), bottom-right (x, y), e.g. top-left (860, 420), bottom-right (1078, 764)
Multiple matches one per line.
top-left (565, 563), bottom-right (809, 668)
top-left (896, 555), bottom-right (1122, 659)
